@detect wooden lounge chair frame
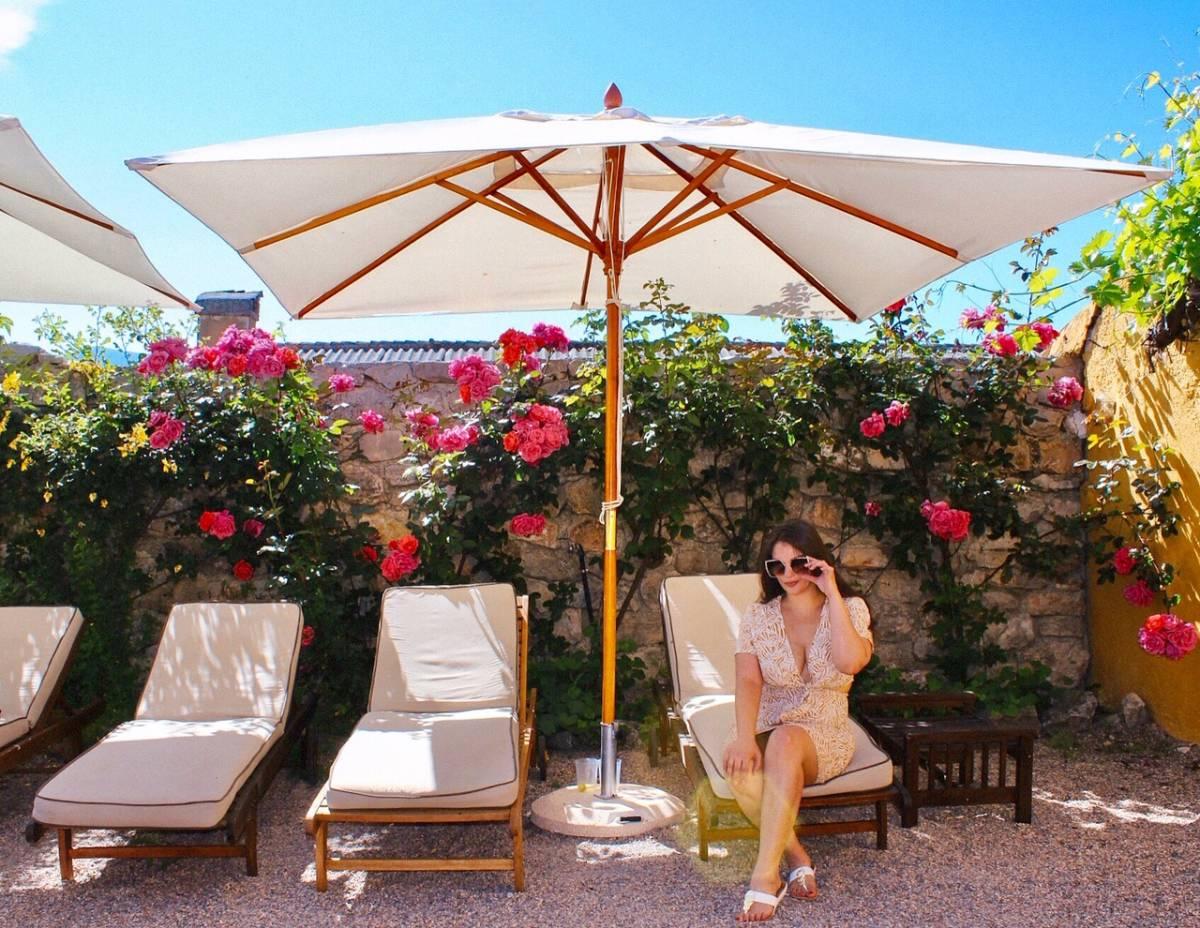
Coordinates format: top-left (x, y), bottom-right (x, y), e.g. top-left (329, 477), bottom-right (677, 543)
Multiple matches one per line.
top-left (0, 612), bottom-right (103, 780)
top-left (50, 691), bottom-right (317, 880)
top-left (305, 595), bottom-right (535, 891)
top-left (658, 576), bottom-right (905, 860)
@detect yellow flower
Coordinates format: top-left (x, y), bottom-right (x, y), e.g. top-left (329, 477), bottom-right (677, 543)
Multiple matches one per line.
top-left (118, 423), bottom-right (150, 457)
top-left (173, 564), bottom-right (183, 574)
top-left (100, 499), bottom-right (109, 508)
top-left (1, 371), bottom-right (20, 396)
top-left (43, 490), bottom-right (52, 503)
top-left (36, 528), bottom-right (45, 537)
top-left (162, 459), bottom-right (178, 474)
top-left (88, 492), bottom-right (98, 503)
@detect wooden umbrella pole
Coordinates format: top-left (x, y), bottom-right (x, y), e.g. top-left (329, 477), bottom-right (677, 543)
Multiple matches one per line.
top-left (599, 83), bottom-right (625, 799)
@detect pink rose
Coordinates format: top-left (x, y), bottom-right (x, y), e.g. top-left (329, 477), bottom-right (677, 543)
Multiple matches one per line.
top-left (884, 400), bottom-right (910, 428)
top-left (859, 412), bottom-right (886, 439)
top-left (208, 510), bottom-right (237, 540)
top-left (360, 409), bottom-right (386, 434)
top-left (149, 337), bottom-right (189, 362)
top-left (432, 424), bottom-right (480, 453)
top-left (1031, 321), bottom-right (1059, 351)
top-left (1123, 579), bottom-right (1155, 607)
top-left (510, 513), bottom-right (547, 536)
top-left (329, 373), bottom-right (356, 392)
top-left (1164, 616), bottom-right (1198, 660)
top-left (961, 304), bottom-right (1006, 332)
top-left (186, 346), bottom-right (221, 370)
top-left (242, 518), bottom-right (265, 539)
top-left (448, 354), bottom-right (501, 402)
top-left (864, 501), bottom-right (882, 517)
top-left (380, 550), bottom-right (420, 582)
top-left (532, 323), bottom-right (569, 351)
top-left (984, 333), bottom-right (1019, 357)
top-left (1113, 546), bottom-right (1137, 576)
top-left (923, 500), bottom-right (971, 542)
top-left (1047, 376), bottom-right (1083, 409)
top-left (137, 350), bottom-right (171, 376)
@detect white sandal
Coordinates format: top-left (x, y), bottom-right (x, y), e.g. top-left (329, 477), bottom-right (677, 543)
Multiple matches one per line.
top-left (785, 864), bottom-right (819, 899)
top-left (741, 883), bottom-right (787, 918)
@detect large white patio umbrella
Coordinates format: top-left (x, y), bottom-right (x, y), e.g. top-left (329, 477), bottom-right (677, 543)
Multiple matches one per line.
top-left (1, 115), bottom-right (190, 309)
top-left (127, 85), bottom-right (1168, 832)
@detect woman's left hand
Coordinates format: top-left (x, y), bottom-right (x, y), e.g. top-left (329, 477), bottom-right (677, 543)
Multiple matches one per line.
top-left (804, 555), bottom-right (838, 598)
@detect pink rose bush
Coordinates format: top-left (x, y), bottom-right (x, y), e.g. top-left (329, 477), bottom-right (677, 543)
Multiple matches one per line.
top-left (921, 499), bottom-right (972, 543)
top-left (137, 337), bottom-right (189, 376)
top-left (498, 324), bottom-right (569, 371)
top-left (328, 373), bottom-right (356, 393)
top-left (532, 323), bottom-right (569, 351)
top-left (181, 326), bottom-right (299, 381)
top-left (146, 410), bottom-right (185, 449)
top-left (448, 355), bottom-right (502, 404)
top-left (504, 403), bottom-right (570, 465)
top-left (883, 400), bottom-right (910, 428)
top-left (859, 400), bottom-right (911, 439)
top-left (431, 424), bottom-right (480, 453)
top-left (1015, 321), bottom-right (1060, 352)
top-left (1046, 376), bottom-right (1083, 409)
top-left (1138, 614), bottom-right (1198, 660)
top-left (509, 513), bottom-right (547, 537)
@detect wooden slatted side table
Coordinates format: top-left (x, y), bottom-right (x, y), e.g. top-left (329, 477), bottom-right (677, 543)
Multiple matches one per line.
top-left (855, 692), bottom-right (1037, 827)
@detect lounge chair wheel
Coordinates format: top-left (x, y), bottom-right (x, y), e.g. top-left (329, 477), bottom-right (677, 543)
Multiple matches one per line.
top-left (25, 821), bottom-right (44, 843)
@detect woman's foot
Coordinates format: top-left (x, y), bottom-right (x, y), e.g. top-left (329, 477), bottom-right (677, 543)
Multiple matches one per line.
top-left (784, 851), bottom-right (818, 899)
top-left (736, 874), bottom-right (786, 922)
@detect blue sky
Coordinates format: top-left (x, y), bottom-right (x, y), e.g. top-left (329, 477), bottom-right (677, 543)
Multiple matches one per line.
top-left (1, 1), bottom-right (1197, 347)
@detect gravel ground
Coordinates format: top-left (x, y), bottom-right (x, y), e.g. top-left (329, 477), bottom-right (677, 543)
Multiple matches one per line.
top-left (1, 736), bottom-right (1197, 928)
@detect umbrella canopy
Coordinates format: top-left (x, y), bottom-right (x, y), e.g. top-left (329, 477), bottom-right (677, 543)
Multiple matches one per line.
top-left (128, 87), bottom-right (1169, 802)
top-left (1, 115), bottom-right (190, 309)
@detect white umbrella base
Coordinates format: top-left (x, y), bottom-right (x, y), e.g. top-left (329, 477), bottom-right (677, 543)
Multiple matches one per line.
top-left (530, 783), bottom-right (685, 838)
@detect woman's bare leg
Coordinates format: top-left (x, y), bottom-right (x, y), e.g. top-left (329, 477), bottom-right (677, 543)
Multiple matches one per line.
top-left (734, 726), bottom-right (817, 921)
top-left (727, 766), bottom-right (811, 878)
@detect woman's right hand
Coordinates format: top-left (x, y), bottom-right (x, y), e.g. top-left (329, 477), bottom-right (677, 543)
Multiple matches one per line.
top-left (722, 735), bottom-right (762, 779)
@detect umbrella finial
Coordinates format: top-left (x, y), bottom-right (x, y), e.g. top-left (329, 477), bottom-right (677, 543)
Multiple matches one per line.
top-left (603, 83), bottom-right (623, 110)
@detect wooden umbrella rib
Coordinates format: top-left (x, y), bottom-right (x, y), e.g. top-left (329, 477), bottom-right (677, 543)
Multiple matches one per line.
top-left (642, 145), bottom-right (858, 322)
top-left (0, 180), bottom-right (116, 231)
top-left (629, 181), bottom-right (788, 253)
top-left (679, 143), bottom-right (960, 260)
top-left (437, 179), bottom-right (598, 254)
top-left (579, 177), bottom-right (605, 307)
top-left (247, 149), bottom-right (533, 254)
top-left (511, 152), bottom-right (604, 252)
top-left (295, 148), bottom-right (578, 317)
top-left (624, 146), bottom-right (740, 252)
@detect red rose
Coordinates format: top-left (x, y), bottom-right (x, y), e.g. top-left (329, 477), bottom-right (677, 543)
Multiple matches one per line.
top-left (301, 625), bottom-right (316, 647)
top-left (226, 354), bottom-right (248, 377)
top-left (277, 347), bottom-right (301, 370)
top-left (232, 560), bottom-right (255, 581)
top-left (357, 544), bottom-right (379, 563)
top-left (503, 431), bottom-right (520, 452)
top-left (509, 513), bottom-right (547, 536)
top-left (864, 501), bottom-right (882, 517)
top-left (198, 511), bottom-right (216, 533)
top-left (397, 535), bottom-right (419, 555)
top-left (242, 518), bottom-right (265, 539)
top-left (380, 550), bottom-right (419, 582)
top-left (1123, 579), bottom-right (1155, 607)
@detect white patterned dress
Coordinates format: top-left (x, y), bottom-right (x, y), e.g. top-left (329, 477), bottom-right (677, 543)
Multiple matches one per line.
top-left (733, 595), bottom-right (873, 783)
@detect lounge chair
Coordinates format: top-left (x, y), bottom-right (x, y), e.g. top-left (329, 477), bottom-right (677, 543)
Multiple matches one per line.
top-left (659, 574), bottom-right (902, 860)
top-left (0, 606), bottom-right (103, 780)
top-left (305, 584), bottom-right (535, 891)
top-left (32, 602), bottom-right (315, 880)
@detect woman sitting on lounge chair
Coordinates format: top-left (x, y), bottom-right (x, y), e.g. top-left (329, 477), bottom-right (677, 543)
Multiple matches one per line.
top-left (722, 518), bottom-right (874, 922)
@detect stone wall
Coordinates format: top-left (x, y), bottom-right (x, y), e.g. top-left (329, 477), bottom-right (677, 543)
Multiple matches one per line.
top-left (308, 351), bottom-right (1092, 687)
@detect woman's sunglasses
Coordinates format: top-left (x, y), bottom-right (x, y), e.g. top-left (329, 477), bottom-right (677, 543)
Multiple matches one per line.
top-left (764, 556), bottom-right (821, 578)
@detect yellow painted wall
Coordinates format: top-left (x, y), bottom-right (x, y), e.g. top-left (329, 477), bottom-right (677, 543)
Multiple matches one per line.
top-left (1074, 305), bottom-right (1200, 742)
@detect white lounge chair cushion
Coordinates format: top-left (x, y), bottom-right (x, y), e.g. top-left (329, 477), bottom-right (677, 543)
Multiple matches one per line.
top-left (0, 606), bottom-right (84, 750)
top-left (659, 574), bottom-right (759, 703)
top-left (369, 585), bottom-right (517, 713)
top-left (33, 717), bottom-right (280, 829)
top-left (327, 708), bottom-right (520, 810)
top-left (136, 602), bottom-right (302, 722)
top-left (681, 695), bottom-right (893, 800)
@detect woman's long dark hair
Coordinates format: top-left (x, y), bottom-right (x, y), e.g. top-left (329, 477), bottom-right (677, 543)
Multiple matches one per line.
top-left (757, 519), bottom-right (859, 604)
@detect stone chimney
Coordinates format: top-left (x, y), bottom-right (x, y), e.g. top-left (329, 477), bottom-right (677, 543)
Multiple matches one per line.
top-left (195, 291), bottom-right (263, 345)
